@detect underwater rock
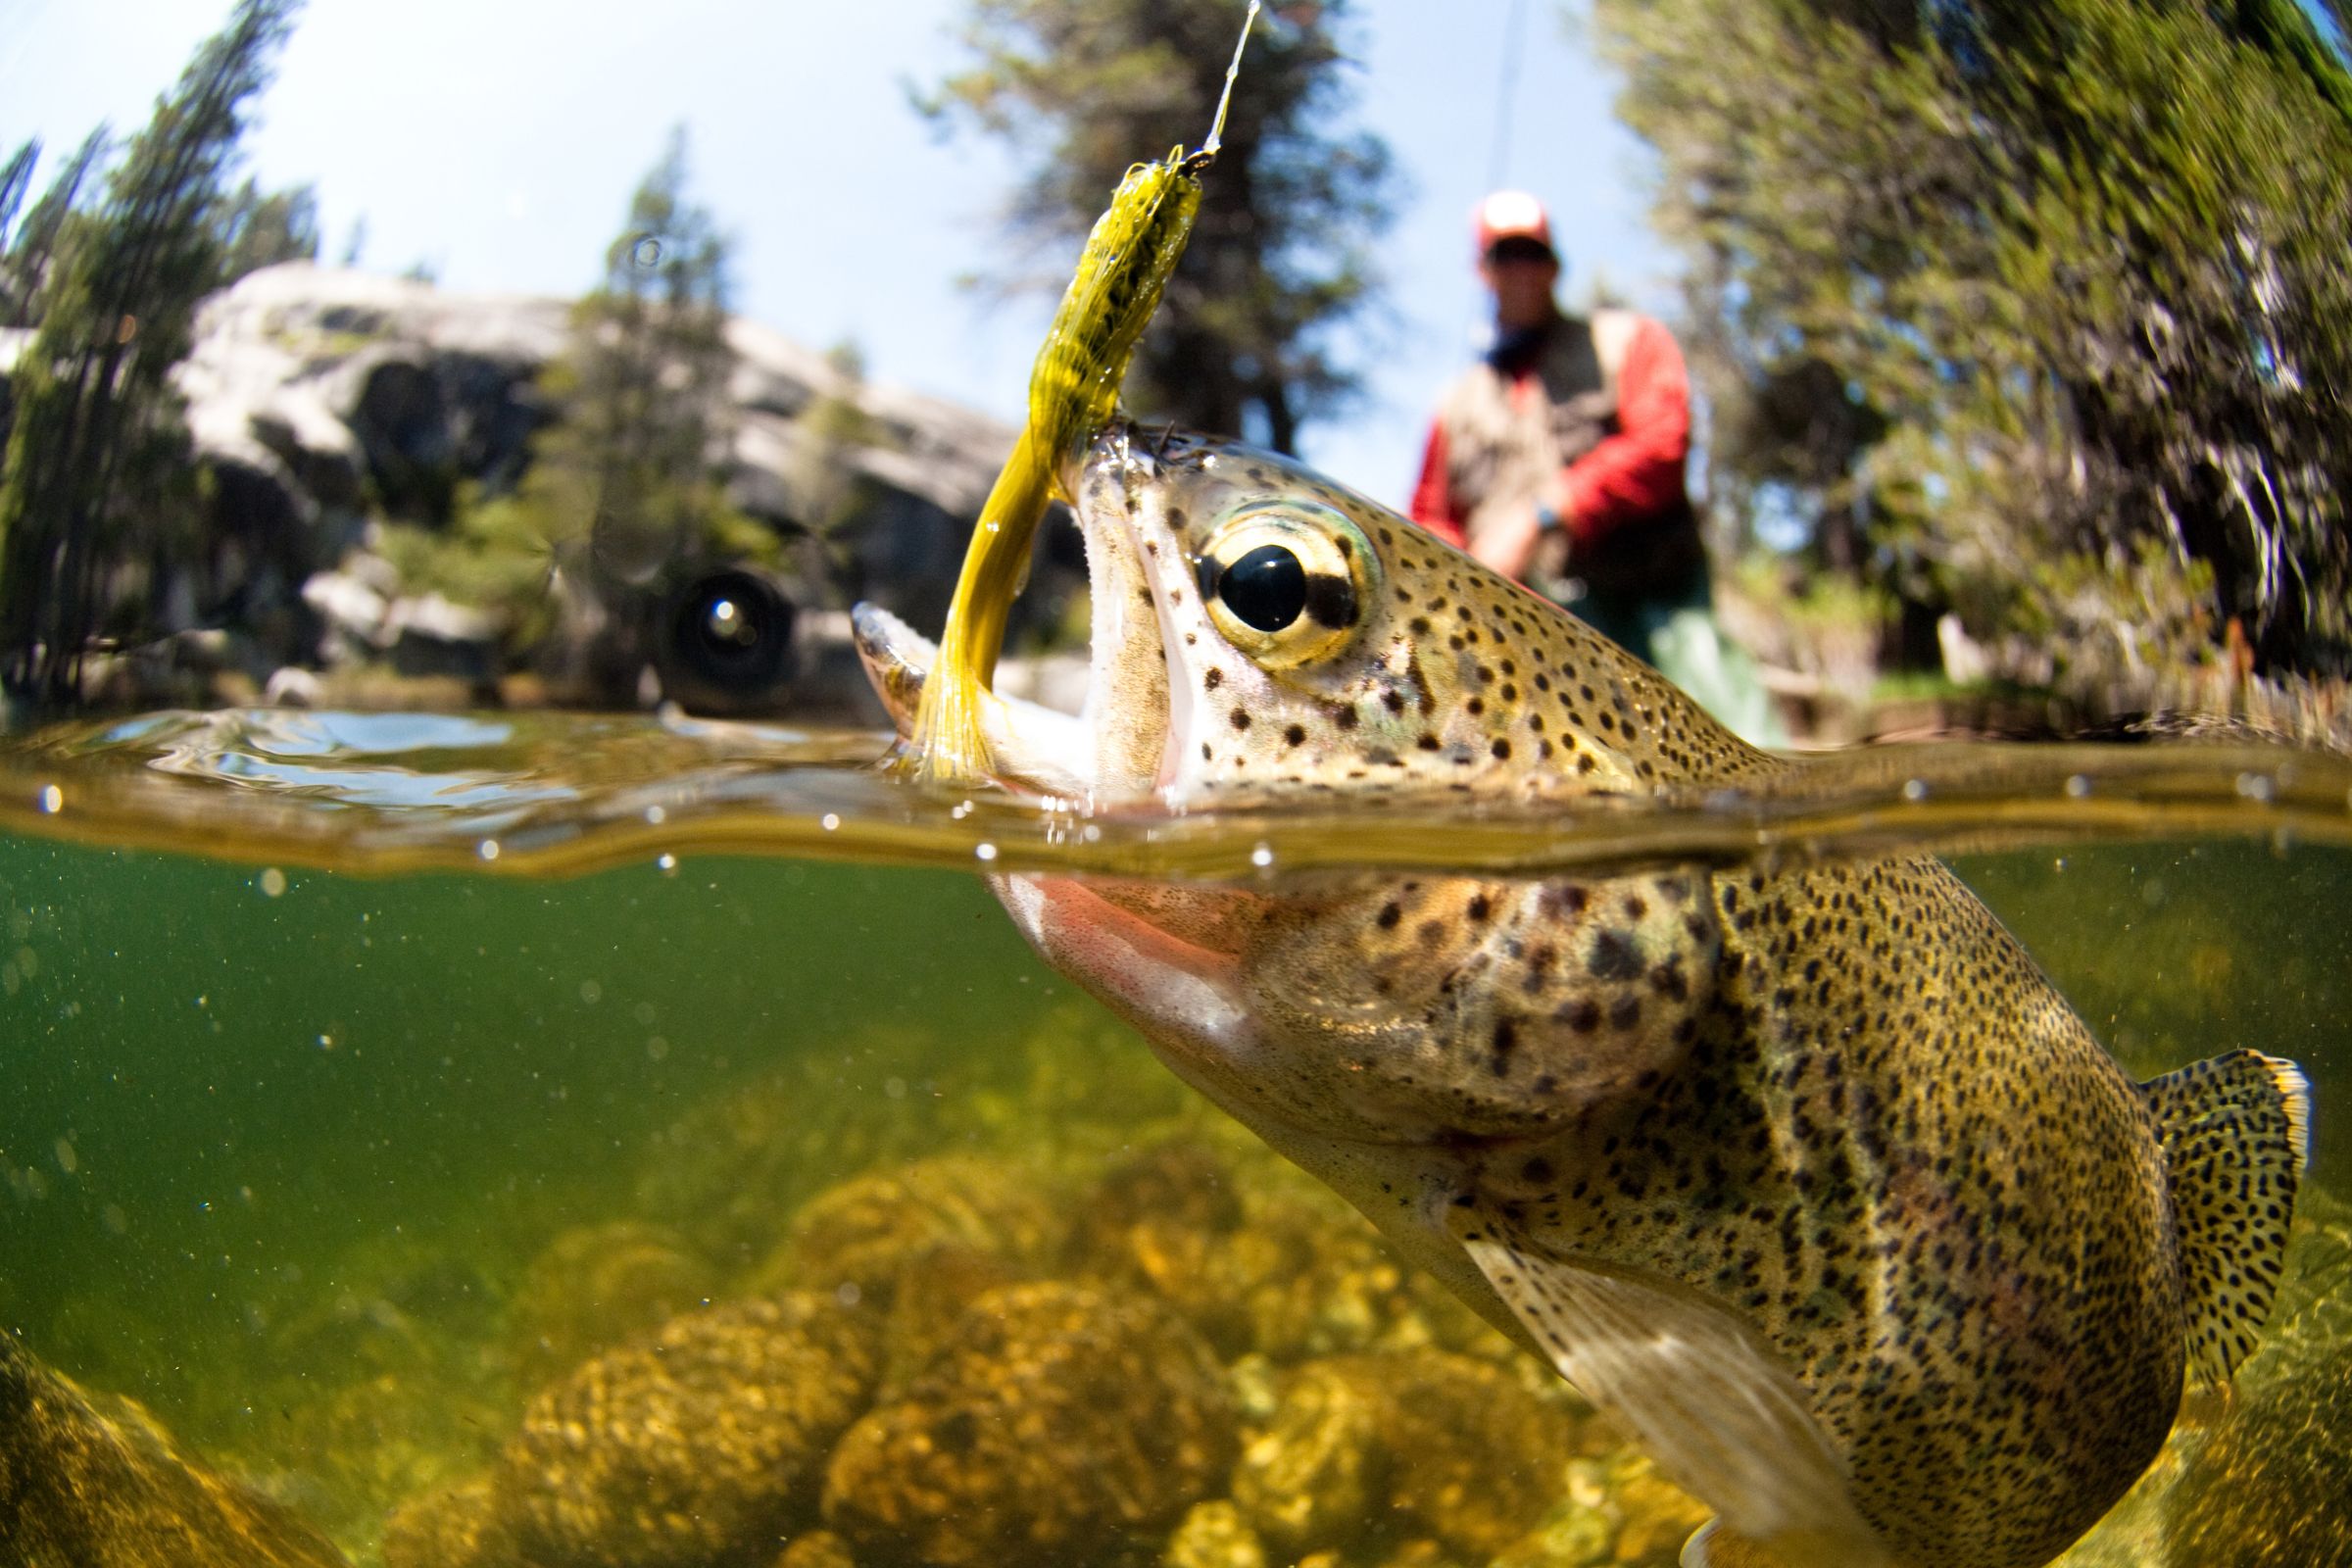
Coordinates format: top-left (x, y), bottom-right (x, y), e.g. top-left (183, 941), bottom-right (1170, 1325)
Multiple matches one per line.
top-left (501, 1293), bottom-right (879, 1568)
top-left (0, 1329), bottom-right (350, 1568)
top-left (1487, 1450), bottom-right (1702, 1568)
top-left (874, 1242), bottom-right (1027, 1395)
top-left (821, 1281), bottom-right (1237, 1568)
top-left (1074, 1137), bottom-right (1250, 1354)
top-left (1079, 1137), bottom-right (1247, 1246)
top-left (765, 1153), bottom-right (1067, 1307)
top-left (241, 1368), bottom-right (505, 1551)
top-left (1599, 1453), bottom-right (1714, 1565)
top-left (773, 1530), bottom-right (859, 1568)
top-left (1489, 1493), bottom-right (1613, 1568)
top-left (1231, 1348), bottom-right (1575, 1562)
top-left (1221, 1190), bottom-right (1444, 1361)
top-left (631, 1056), bottom-right (943, 1268)
top-left (1076, 1140), bottom-right (1518, 1367)
top-left (509, 1220), bottom-right (718, 1390)
top-left (1163, 1499), bottom-right (1269, 1568)
top-left (2164, 1192), bottom-right (2352, 1568)
top-left (1229, 1357), bottom-right (1382, 1554)
top-left (379, 1474), bottom-right (526, 1568)
top-left (1375, 1543), bottom-right (1474, 1568)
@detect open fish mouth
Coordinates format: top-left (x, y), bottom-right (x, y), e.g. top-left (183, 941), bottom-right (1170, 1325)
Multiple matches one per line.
top-left (853, 420), bottom-right (1184, 806)
top-left (850, 604), bottom-right (1101, 799)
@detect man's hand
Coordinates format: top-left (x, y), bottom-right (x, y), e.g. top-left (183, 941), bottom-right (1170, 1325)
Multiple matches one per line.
top-left (1471, 505), bottom-right (1544, 580)
top-left (1471, 473), bottom-right (1573, 582)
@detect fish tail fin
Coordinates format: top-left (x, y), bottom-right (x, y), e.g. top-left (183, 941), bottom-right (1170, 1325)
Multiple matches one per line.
top-left (2142, 1050), bottom-right (2309, 1383)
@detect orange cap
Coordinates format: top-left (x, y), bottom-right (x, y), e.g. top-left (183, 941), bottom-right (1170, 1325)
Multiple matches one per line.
top-left (1473, 190), bottom-right (1555, 260)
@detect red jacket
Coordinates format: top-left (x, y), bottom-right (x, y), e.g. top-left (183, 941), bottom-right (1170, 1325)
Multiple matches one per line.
top-left (1408, 313), bottom-right (1692, 552)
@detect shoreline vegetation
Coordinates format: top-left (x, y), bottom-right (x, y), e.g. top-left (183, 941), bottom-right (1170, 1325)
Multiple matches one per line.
top-left (4, 0), bottom-right (2348, 745)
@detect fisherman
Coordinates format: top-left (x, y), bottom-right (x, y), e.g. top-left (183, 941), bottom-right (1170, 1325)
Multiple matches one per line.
top-left (1409, 190), bottom-right (1781, 743)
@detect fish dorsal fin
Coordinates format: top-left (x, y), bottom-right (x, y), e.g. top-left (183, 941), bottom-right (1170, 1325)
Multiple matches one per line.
top-left (2142, 1049), bottom-right (2309, 1383)
top-left (1446, 1200), bottom-right (1894, 1568)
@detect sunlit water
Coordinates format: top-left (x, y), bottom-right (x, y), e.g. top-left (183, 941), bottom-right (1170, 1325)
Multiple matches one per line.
top-left (1, 709), bottom-right (2346, 1568)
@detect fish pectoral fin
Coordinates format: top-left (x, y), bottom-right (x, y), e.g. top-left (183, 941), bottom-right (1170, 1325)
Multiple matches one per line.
top-left (1446, 1201), bottom-right (1893, 1568)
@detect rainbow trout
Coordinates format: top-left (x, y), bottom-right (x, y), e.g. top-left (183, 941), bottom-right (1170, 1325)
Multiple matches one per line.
top-left (852, 422), bottom-right (2309, 1568)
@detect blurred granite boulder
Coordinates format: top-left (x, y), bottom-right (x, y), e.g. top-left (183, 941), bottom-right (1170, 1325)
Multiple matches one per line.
top-left (8, 261), bottom-right (1087, 714)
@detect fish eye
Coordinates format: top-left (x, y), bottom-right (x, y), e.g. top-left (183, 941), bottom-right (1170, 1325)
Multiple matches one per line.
top-left (1217, 544), bottom-right (1307, 631)
top-left (1196, 502), bottom-right (1375, 669)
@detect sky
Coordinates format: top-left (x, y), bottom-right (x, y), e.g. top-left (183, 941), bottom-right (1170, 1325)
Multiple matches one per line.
top-left (0, 0), bottom-right (1680, 506)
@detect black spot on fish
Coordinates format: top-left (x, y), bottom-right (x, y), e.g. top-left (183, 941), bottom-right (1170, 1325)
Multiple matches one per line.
top-left (1541, 884), bottom-right (1589, 917)
top-left (1231, 710), bottom-right (1250, 730)
top-left (1377, 902), bottom-right (1402, 929)
top-left (1491, 739), bottom-right (1512, 760)
top-left (1489, 1017), bottom-right (1518, 1074)
top-left (1284, 724), bottom-right (1306, 747)
top-left (1589, 929), bottom-right (1643, 981)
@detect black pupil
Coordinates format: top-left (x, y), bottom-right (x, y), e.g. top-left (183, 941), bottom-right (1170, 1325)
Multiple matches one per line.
top-left (1218, 544), bottom-right (1307, 632)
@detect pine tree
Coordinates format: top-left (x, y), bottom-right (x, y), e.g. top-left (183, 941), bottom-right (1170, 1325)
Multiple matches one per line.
top-left (216, 175), bottom-right (320, 285)
top-left (1595, 0), bottom-right (2352, 679)
top-left (919, 0), bottom-right (1397, 453)
top-left (0, 0), bottom-right (302, 709)
top-left (408, 127), bottom-right (763, 699)
top-left (0, 129), bottom-right (110, 329)
top-left (551, 125), bottom-right (741, 592)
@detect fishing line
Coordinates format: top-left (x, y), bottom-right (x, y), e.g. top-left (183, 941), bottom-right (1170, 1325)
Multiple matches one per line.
top-left (1204, 0), bottom-right (1261, 159)
top-left (1488, 0), bottom-right (1530, 189)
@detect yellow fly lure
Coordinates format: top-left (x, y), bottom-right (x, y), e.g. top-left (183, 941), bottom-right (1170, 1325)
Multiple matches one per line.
top-left (904, 3), bottom-right (1260, 783)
